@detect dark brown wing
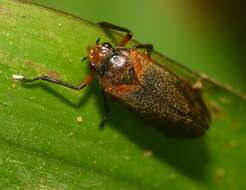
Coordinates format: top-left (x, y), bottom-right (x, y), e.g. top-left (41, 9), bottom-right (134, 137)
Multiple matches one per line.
top-left (106, 52), bottom-right (210, 138)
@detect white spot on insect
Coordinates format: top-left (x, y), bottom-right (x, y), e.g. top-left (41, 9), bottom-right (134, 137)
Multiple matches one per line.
top-left (192, 80), bottom-right (203, 90)
top-left (110, 55), bottom-right (127, 68)
top-left (12, 74), bottom-right (24, 80)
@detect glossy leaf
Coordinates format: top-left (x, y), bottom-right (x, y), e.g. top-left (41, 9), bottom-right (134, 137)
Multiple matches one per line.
top-left (0, 1), bottom-right (245, 189)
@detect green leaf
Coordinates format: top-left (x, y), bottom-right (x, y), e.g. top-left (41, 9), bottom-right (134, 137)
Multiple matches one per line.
top-left (0, 0), bottom-right (245, 189)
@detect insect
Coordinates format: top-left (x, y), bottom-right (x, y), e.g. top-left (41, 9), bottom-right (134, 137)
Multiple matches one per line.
top-left (13, 22), bottom-right (210, 138)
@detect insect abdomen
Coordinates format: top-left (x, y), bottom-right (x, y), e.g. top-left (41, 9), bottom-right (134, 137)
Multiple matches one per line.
top-left (107, 54), bottom-right (210, 138)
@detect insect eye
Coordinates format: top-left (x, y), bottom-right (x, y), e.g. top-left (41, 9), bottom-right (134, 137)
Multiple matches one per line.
top-left (102, 42), bottom-right (112, 49)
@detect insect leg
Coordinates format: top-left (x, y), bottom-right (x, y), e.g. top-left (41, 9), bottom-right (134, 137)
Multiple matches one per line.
top-left (99, 90), bottom-right (110, 129)
top-left (192, 79), bottom-right (203, 90)
top-left (98, 22), bottom-right (133, 47)
top-left (81, 56), bottom-right (89, 62)
top-left (14, 74), bottom-right (93, 90)
top-left (192, 74), bottom-right (211, 90)
top-left (133, 44), bottom-right (153, 56)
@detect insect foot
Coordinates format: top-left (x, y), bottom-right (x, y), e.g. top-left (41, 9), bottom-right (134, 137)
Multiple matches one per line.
top-left (12, 74), bottom-right (25, 81)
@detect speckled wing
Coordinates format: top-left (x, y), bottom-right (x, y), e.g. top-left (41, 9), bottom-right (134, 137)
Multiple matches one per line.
top-left (107, 52), bottom-right (210, 138)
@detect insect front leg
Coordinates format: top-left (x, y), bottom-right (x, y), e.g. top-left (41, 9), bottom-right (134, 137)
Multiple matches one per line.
top-left (98, 22), bottom-right (133, 47)
top-left (13, 74), bottom-right (93, 90)
top-left (99, 90), bottom-right (110, 129)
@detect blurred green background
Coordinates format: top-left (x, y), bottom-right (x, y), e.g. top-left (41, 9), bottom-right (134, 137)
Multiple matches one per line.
top-left (0, 1), bottom-right (245, 189)
top-left (31, 0), bottom-right (246, 92)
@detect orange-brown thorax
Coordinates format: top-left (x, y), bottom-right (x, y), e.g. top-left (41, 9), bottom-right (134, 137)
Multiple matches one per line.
top-left (87, 42), bottom-right (158, 90)
top-left (88, 43), bottom-right (139, 86)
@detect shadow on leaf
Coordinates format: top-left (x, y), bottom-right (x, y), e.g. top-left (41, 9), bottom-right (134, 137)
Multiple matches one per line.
top-left (22, 80), bottom-right (211, 182)
top-left (108, 102), bottom-right (211, 182)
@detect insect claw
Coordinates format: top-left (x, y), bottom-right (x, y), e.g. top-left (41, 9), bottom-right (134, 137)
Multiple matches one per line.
top-left (96, 38), bottom-right (100, 45)
top-left (12, 74), bottom-right (25, 81)
top-left (81, 56), bottom-right (88, 62)
top-left (99, 117), bottom-right (107, 130)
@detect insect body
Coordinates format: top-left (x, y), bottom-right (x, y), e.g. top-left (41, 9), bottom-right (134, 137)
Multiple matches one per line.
top-left (13, 22), bottom-right (210, 138)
